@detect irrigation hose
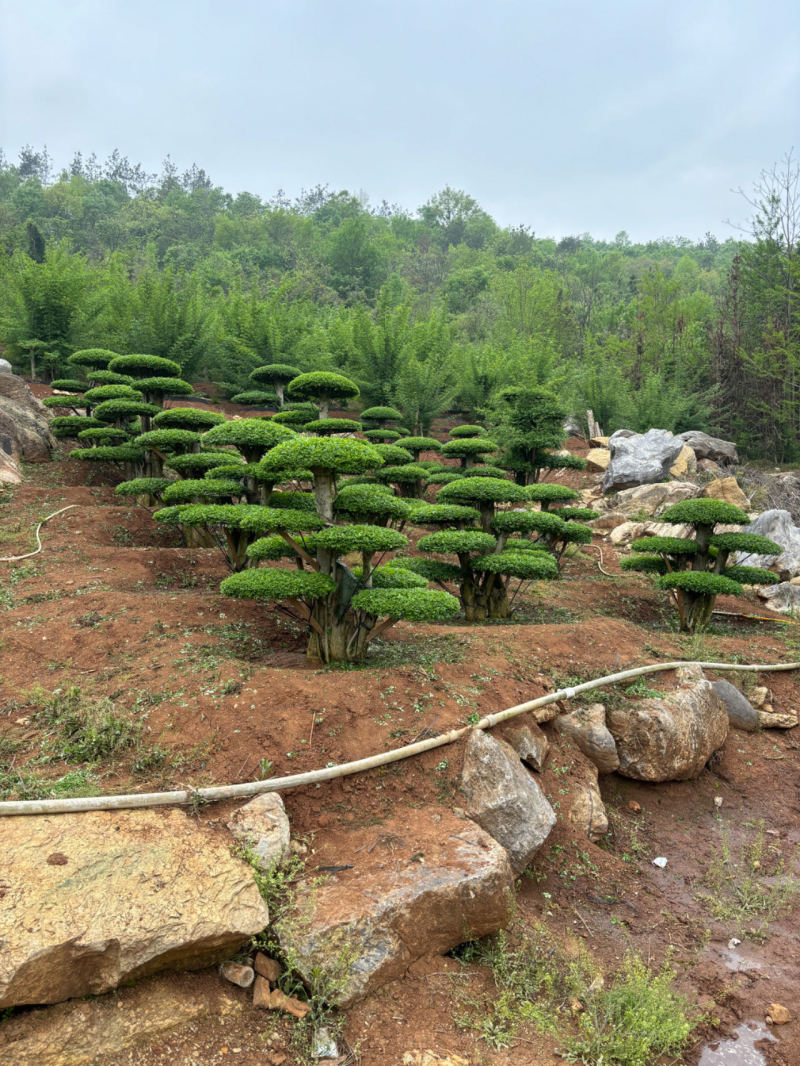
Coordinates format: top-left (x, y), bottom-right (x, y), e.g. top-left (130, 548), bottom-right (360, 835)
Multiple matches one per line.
top-left (1, 656), bottom-right (798, 817)
top-left (0, 504), bottom-right (78, 562)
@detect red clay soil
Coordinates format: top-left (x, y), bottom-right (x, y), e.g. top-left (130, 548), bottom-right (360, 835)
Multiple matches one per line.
top-left (0, 433), bottom-right (798, 1066)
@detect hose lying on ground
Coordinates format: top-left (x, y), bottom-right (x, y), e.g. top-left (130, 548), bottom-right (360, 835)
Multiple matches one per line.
top-left (1, 656), bottom-right (797, 817)
top-left (0, 504), bottom-right (78, 562)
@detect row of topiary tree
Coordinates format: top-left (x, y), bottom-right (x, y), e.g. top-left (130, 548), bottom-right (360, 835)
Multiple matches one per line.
top-left (56, 354), bottom-right (782, 660)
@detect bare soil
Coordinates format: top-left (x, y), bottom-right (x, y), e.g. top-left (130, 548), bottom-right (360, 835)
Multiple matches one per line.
top-left (1, 425), bottom-right (798, 1066)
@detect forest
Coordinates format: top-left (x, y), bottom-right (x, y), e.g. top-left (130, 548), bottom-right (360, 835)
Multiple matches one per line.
top-left (0, 145), bottom-right (797, 460)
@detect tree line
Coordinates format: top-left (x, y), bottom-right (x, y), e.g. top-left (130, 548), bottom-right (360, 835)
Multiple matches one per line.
top-left (0, 145), bottom-right (797, 459)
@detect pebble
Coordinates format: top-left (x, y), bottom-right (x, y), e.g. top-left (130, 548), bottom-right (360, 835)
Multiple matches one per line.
top-left (766, 1003), bottom-right (791, 1025)
top-left (652, 856), bottom-right (668, 869)
top-left (219, 961), bottom-right (255, 988)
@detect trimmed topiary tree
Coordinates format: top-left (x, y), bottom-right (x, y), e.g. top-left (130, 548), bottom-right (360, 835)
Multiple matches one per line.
top-left (286, 371), bottom-right (360, 419)
top-left (249, 364), bottom-right (303, 407)
top-left (218, 435), bottom-right (460, 662)
top-left (440, 436), bottom-right (499, 470)
top-left (622, 498), bottom-right (781, 632)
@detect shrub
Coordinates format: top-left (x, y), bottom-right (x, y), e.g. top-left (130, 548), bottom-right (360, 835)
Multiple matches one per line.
top-left (441, 437), bottom-right (499, 469)
top-left (304, 418), bottom-right (363, 436)
top-left (490, 386), bottom-right (573, 485)
top-left (449, 424), bottom-right (487, 438)
top-left (249, 363), bottom-right (302, 406)
top-left (50, 415), bottom-right (104, 439)
top-left (631, 498), bottom-right (781, 631)
top-left (67, 348), bottom-right (118, 369)
top-left (201, 417), bottom-right (296, 463)
top-left (360, 405), bottom-right (404, 425)
top-left (400, 436), bottom-right (442, 460)
top-left (152, 407), bottom-right (227, 431)
top-left (108, 353), bottom-right (182, 378)
top-left (286, 371), bottom-right (359, 418)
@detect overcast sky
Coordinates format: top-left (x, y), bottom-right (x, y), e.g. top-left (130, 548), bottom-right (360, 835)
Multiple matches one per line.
top-left (1, 0), bottom-right (798, 242)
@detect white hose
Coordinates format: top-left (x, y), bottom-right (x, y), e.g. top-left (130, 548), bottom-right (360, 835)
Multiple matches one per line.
top-left (0, 504), bottom-right (78, 562)
top-left (1, 656), bottom-right (796, 817)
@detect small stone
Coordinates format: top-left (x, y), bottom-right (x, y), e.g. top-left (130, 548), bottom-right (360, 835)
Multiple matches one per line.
top-left (219, 961), bottom-right (255, 988)
top-left (750, 686), bottom-right (769, 708)
top-left (254, 952), bottom-right (282, 984)
top-left (766, 1003), bottom-right (791, 1025)
top-left (269, 988), bottom-right (310, 1018)
top-left (252, 975), bottom-right (272, 1009)
top-left (312, 1027), bottom-right (339, 1058)
top-left (627, 800), bottom-right (641, 813)
top-left (268, 1054), bottom-right (287, 1066)
top-left (757, 711), bottom-right (798, 729)
top-left (713, 796), bottom-right (723, 808)
top-left (652, 856), bottom-right (668, 869)
top-left (728, 937), bottom-right (741, 950)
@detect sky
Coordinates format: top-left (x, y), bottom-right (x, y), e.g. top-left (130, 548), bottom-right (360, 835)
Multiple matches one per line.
top-left (1, 0), bottom-right (798, 243)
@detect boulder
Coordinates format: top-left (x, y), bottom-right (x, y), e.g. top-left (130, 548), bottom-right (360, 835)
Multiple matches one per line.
top-left (499, 717), bottom-right (550, 771)
top-left (679, 430), bottom-right (738, 466)
top-left (669, 444), bottom-right (697, 479)
top-left (0, 358), bottom-right (12, 373)
top-left (0, 373), bottom-right (55, 463)
top-left (606, 671), bottom-right (728, 781)
top-left (711, 680), bottom-right (760, 732)
top-left (702, 477), bottom-right (750, 510)
top-left (697, 458), bottom-right (723, 474)
top-left (602, 429), bottom-right (685, 493)
top-left (554, 703), bottom-right (620, 773)
top-left (226, 792), bottom-right (291, 871)
top-left (585, 448), bottom-right (610, 472)
top-left (757, 710), bottom-right (798, 729)
top-left (594, 510), bottom-right (627, 532)
top-left (0, 809), bottom-right (269, 1009)
top-left (740, 509), bottom-right (800, 577)
top-left (461, 730), bottom-right (556, 873)
top-left (276, 808), bottom-right (513, 1006)
top-left (608, 521), bottom-right (647, 546)
top-left (605, 481), bottom-right (698, 519)
top-left (756, 581), bottom-right (800, 612)
top-left (589, 435), bottom-right (610, 448)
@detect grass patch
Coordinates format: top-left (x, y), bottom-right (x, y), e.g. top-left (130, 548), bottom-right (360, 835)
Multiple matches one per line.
top-left (695, 819), bottom-right (798, 941)
top-left (451, 924), bottom-right (699, 1064)
top-left (32, 685), bottom-right (142, 763)
top-left (326, 632), bottom-right (470, 671)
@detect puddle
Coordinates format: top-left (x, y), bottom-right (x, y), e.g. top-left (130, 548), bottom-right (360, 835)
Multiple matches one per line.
top-left (699, 1021), bottom-right (776, 1065)
top-left (721, 947), bottom-right (762, 973)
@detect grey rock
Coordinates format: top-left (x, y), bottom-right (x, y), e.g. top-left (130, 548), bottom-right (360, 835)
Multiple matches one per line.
top-left (711, 680), bottom-right (759, 731)
top-left (461, 730), bottom-right (556, 873)
top-left (757, 581), bottom-right (800, 613)
top-left (0, 358), bottom-right (12, 374)
top-left (740, 509), bottom-right (800, 577)
top-left (555, 703), bottom-right (620, 773)
top-left (679, 430), bottom-right (738, 466)
top-left (226, 792), bottom-right (291, 872)
top-left (602, 429), bottom-right (685, 492)
top-left (0, 374), bottom-right (55, 462)
top-left (606, 676), bottom-right (728, 781)
top-left (606, 481), bottom-right (698, 518)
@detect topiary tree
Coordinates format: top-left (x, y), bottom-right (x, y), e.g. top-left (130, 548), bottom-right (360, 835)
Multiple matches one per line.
top-left (360, 405), bottom-right (404, 427)
top-left (286, 371), bottom-right (360, 419)
top-left (448, 424), bottom-right (487, 439)
top-left (437, 476), bottom-right (527, 532)
top-left (249, 364), bottom-right (302, 407)
top-left (491, 386), bottom-right (586, 484)
top-left (440, 436), bottom-right (499, 470)
top-left (217, 435), bottom-right (460, 662)
top-left (230, 388), bottom-right (280, 409)
top-left (304, 418), bottom-right (363, 436)
top-left (400, 436), bottom-right (442, 461)
top-left (152, 407), bottom-right (227, 432)
top-left (622, 498), bottom-right (781, 632)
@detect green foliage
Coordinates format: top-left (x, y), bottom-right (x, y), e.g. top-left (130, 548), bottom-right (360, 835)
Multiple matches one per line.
top-left (135, 428), bottom-right (200, 451)
top-left (722, 565), bottom-right (780, 585)
top-left (525, 483), bottom-right (579, 505)
top-left (286, 371), bottom-right (360, 403)
top-left (438, 477), bottom-right (527, 505)
top-left (660, 498), bottom-right (750, 527)
top-left (349, 587), bottom-right (460, 620)
top-left (201, 417), bottom-right (296, 458)
top-left (152, 407), bottom-right (226, 430)
top-left (334, 483), bottom-right (414, 523)
top-left (50, 415), bottom-right (104, 438)
top-left (230, 389), bottom-right (279, 406)
top-left (84, 369), bottom-right (135, 386)
top-left (556, 507), bottom-right (599, 521)
top-left (108, 353), bottom-right (182, 378)
top-left (92, 398), bottom-right (161, 422)
top-left (68, 348), bottom-right (118, 369)
top-left (390, 556), bottom-right (462, 583)
top-left (630, 536), bottom-right (699, 555)
top-left (360, 405), bottom-right (403, 422)
top-left (260, 436), bottom-right (383, 475)
top-left (620, 555), bottom-right (667, 574)
top-left (407, 502), bottom-right (481, 526)
top-left (303, 418), bottom-right (362, 435)
top-left (161, 478), bottom-right (242, 502)
top-left (134, 376), bottom-right (194, 396)
top-left (42, 395), bottom-right (85, 408)
top-left (351, 564), bottom-right (428, 588)
top-left (417, 529), bottom-right (497, 555)
top-left (472, 550), bottom-right (558, 579)
top-left (449, 424), bottom-right (487, 438)
top-left (492, 509), bottom-right (566, 536)
top-left (709, 532), bottom-right (782, 555)
top-left (658, 570), bottom-right (743, 596)
top-left (250, 363), bottom-right (302, 385)
top-left (376, 463), bottom-right (429, 485)
top-left (309, 524), bottom-right (407, 555)
top-left (221, 568), bottom-right (335, 601)
top-left (49, 378), bottom-right (86, 392)
top-left (363, 427), bottom-right (402, 441)
top-left (32, 686), bottom-right (141, 763)
top-left (165, 452), bottom-right (237, 476)
top-left (491, 386), bottom-right (567, 483)
top-left (371, 442), bottom-right (414, 464)
top-left (115, 477), bottom-right (171, 497)
top-left (77, 427), bottom-right (128, 443)
top-left (441, 437), bottom-right (498, 462)
top-left (70, 444), bottom-right (145, 462)
top-left (400, 436), bottom-right (442, 456)
top-left (83, 384), bottom-right (143, 403)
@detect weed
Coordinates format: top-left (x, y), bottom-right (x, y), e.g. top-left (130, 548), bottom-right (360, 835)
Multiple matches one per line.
top-left (695, 819), bottom-right (798, 940)
top-left (452, 925), bottom-right (699, 1065)
top-left (32, 686), bottom-right (141, 763)
top-left (623, 678), bottom-right (662, 699)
